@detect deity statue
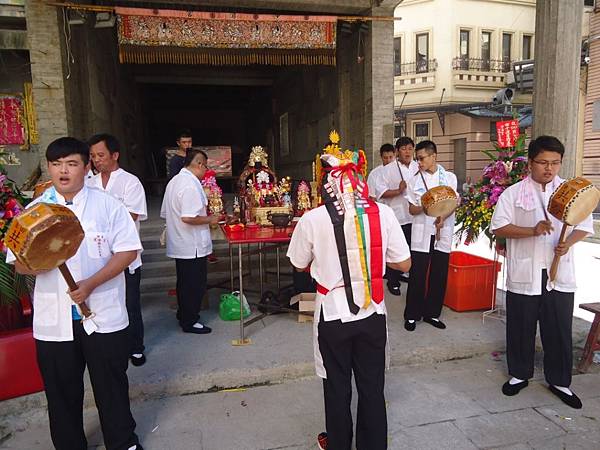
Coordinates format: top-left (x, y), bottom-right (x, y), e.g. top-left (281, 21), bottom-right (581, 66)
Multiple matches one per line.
top-left (296, 181), bottom-right (311, 214)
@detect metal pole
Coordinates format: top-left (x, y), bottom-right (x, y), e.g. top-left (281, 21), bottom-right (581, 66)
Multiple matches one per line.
top-left (259, 242), bottom-right (264, 298)
top-left (276, 246), bottom-right (280, 293)
top-left (239, 244), bottom-right (244, 341)
top-left (229, 243), bottom-right (233, 292)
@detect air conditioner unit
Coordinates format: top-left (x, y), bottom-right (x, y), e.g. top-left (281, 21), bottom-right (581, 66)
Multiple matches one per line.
top-left (94, 12), bottom-right (116, 28)
top-left (67, 10), bottom-right (86, 25)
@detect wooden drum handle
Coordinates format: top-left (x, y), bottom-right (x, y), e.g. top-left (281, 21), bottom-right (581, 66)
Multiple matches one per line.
top-left (58, 263), bottom-right (92, 318)
top-left (549, 223), bottom-right (568, 282)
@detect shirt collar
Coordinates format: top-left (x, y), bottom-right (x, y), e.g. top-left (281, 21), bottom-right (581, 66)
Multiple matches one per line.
top-left (55, 185), bottom-right (88, 206)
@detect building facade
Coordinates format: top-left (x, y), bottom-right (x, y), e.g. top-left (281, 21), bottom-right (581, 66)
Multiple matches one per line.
top-left (1, 0), bottom-right (401, 187)
top-left (393, 0), bottom-right (536, 186)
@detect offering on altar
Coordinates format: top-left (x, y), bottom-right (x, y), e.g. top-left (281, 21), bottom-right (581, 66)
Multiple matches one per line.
top-left (201, 169), bottom-right (224, 216)
top-left (238, 145), bottom-right (293, 225)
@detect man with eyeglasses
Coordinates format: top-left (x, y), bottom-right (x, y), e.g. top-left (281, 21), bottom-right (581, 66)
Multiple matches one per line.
top-left (161, 149), bottom-right (219, 334)
top-left (404, 140), bottom-right (458, 332)
top-left (491, 135), bottom-right (594, 409)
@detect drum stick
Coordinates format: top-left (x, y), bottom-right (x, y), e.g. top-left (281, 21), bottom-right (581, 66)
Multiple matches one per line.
top-left (396, 161), bottom-right (405, 182)
top-left (549, 223), bottom-right (568, 282)
top-left (58, 263), bottom-right (92, 317)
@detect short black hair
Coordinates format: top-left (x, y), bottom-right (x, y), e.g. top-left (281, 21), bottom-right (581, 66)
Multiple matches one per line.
top-left (184, 148), bottom-right (208, 167)
top-left (395, 136), bottom-right (415, 149)
top-left (528, 135), bottom-right (564, 160)
top-left (88, 133), bottom-right (120, 155)
top-left (380, 143), bottom-right (395, 156)
top-left (46, 137), bottom-right (90, 165)
top-left (177, 129), bottom-right (192, 141)
top-left (415, 140), bottom-right (437, 155)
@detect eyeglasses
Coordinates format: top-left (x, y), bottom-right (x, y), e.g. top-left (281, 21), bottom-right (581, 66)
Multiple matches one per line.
top-left (532, 159), bottom-right (562, 168)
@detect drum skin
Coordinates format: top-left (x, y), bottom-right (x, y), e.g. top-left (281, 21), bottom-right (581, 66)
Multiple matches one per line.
top-left (5, 203), bottom-right (84, 271)
top-left (421, 185), bottom-right (458, 217)
top-left (548, 177), bottom-right (600, 226)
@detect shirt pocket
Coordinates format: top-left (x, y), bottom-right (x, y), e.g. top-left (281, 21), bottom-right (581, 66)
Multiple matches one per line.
top-left (554, 251), bottom-right (575, 286)
top-left (411, 223), bottom-right (424, 245)
top-left (86, 231), bottom-right (111, 259)
top-left (508, 256), bottom-right (532, 283)
top-left (87, 287), bottom-right (122, 323)
top-left (33, 292), bottom-right (59, 327)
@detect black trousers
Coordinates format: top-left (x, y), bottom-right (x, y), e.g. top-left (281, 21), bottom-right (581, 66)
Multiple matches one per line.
top-left (125, 268), bottom-right (144, 354)
top-left (386, 224), bottom-right (412, 286)
top-left (506, 270), bottom-right (574, 387)
top-left (404, 235), bottom-right (450, 321)
top-left (318, 312), bottom-right (387, 450)
top-left (35, 322), bottom-right (139, 450)
top-left (175, 256), bottom-right (208, 329)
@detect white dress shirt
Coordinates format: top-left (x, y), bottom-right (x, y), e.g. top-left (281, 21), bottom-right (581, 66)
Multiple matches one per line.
top-left (7, 186), bottom-right (142, 341)
top-left (491, 176), bottom-right (594, 295)
top-left (287, 203), bottom-right (410, 323)
top-left (375, 159), bottom-right (419, 225)
top-left (160, 168), bottom-right (212, 259)
top-left (366, 165), bottom-right (385, 199)
top-left (287, 203), bottom-right (410, 378)
top-left (406, 165), bottom-right (458, 254)
top-left (87, 168), bottom-right (147, 272)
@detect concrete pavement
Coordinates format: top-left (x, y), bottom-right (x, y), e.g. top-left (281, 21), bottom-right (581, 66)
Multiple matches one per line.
top-left (2, 355), bottom-right (599, 449)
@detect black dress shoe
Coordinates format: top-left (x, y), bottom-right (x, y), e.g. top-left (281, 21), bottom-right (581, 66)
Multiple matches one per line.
top-left (130, 353), bottom-right (146, 367)
top-left (502, 379), bottom-right (528, 396)
top-left (182, 323), bottom-right (212, 334)
top-left (404, 320), bottom-right (416, 331)
top-left (549, 385), bottom-right (582, 409)
top-left (423, 318), bottom-right (446, 329)
top-left (387, 281), bottom-right (401, 296)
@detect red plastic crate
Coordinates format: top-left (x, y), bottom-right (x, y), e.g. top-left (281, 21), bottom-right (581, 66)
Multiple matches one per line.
top-left (444, 251), bottom-right (502, 312)
top-left (0, 327), bottom-right (44, 401)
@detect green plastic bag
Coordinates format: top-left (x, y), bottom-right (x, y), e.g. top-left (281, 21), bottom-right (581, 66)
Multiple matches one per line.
top-left (219, 291), bottom-right (251, 321)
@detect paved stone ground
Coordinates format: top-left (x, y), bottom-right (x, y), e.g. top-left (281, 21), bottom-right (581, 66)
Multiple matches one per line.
top-left (1, 355), bottom-right (599, 450)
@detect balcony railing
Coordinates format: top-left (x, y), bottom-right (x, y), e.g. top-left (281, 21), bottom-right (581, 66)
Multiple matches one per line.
top-left (452, 57), bottom-right (512, 73)
top-left (395, 58), bottom-right (437, 76)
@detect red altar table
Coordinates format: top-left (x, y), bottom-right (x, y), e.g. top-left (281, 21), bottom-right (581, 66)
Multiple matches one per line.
top-left (220, 224), bottom-right (295, 345)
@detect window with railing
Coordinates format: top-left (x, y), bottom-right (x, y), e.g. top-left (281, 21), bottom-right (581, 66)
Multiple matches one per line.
top-left (416, 33), bottom-right (429, 74)
top-left (458, 29), bottom-right (470, 70)
top-left (398, 59), bottom-right (438, 75)
top-left (502, 33), bottom-right (513, 72)
top-left (452, 57), bottom-right (511, 72)
top-left (481, 31), bottom-right (492, 71)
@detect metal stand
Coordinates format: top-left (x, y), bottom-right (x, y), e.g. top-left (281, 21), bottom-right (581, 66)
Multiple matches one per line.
top-left (232, 244), bottom-right (252, 346)
top-left (483, 246), bottom-right (507, 324)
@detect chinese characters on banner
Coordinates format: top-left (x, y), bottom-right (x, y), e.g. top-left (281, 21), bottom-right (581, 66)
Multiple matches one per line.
top-left (0, 97), bottom-right (25, 145)
top-left (495, 119), bottom-right (520, 148)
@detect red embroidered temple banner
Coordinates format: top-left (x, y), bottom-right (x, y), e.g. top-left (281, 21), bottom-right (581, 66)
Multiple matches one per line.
top-left (0, 97), bottom-right (25, 146)
top-left (115, 8), bottom-right (337, 66)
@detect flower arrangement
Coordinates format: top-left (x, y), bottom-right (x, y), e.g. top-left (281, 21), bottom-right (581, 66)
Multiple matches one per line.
top-left (455, 134), bottom-right (529, 247)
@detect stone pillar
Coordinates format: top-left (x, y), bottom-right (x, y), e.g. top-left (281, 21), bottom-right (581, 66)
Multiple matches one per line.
top-left (363, 5), bottom-right (396, 170)
top-left (532, 1), bottom-right (582, 178)
top-left (25, 1), bottom-right (70, 176)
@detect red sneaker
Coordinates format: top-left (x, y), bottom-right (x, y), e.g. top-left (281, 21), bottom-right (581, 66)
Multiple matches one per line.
top-left (317, 432), bottom-right (328, 450)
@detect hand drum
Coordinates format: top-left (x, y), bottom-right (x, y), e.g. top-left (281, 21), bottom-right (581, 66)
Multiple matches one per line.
top-left (5, 203), bottom-right (91, 317)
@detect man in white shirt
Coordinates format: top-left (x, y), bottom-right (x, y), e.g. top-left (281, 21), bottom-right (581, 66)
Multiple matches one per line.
top-left (88, 133), bottom-right (148, 367)
top-left (10, 137), bottom-right (143, 450)
top-left (404, 140), bottom-right (458, 332)
top-left (161, 148), bottom-right (219, 334)
top-left (491, 136), bottom-right (593, 409)
top-left (375, 136), bottom-right (418, 295)
top-left (366, 143), bottom-right (396, 200)
top-left (288, 151), bottom-right (411, 450)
